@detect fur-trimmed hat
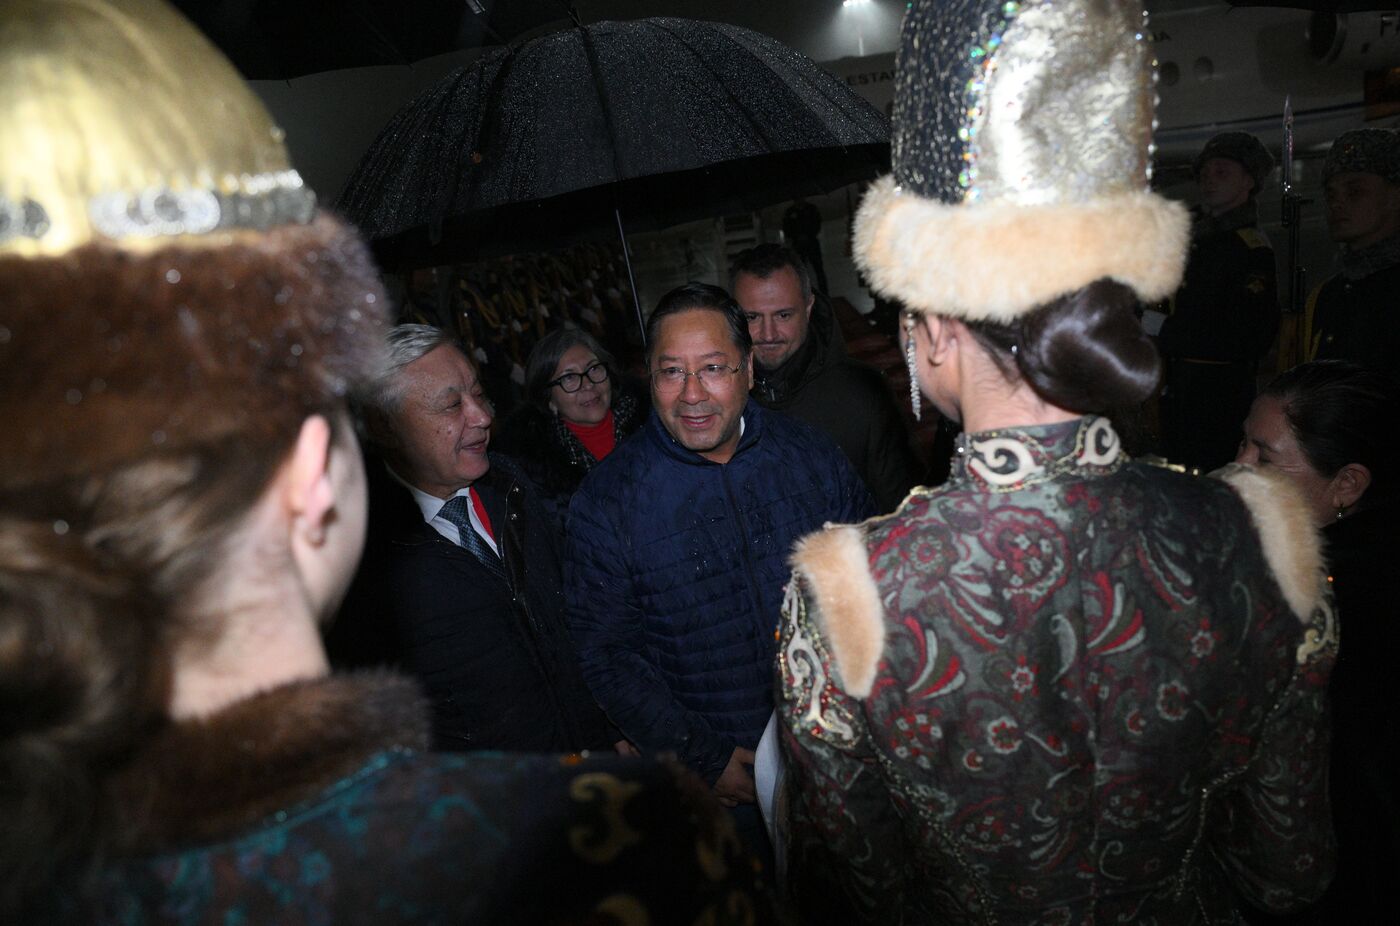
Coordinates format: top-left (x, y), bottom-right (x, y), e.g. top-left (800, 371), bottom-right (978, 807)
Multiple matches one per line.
top-left (0, 0), bottom-right (389, 490)
top-left (1194, 132), bottom-right (1274, 196)
top-left (854, 0), bottom-right (1189, 323)
top-left (1322, 128), bottom-right (1400, 186)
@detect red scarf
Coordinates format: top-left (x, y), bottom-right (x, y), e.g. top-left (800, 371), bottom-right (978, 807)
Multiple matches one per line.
top-left (564, 409), bottom-right (616, 461)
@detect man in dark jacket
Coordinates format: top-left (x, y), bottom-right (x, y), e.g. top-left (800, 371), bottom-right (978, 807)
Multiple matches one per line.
top-left (565, 284), bottom-right (874, 846)
top-left (1158, 132), bottom-right (1279, 471)
top-left (732, 244), bottom-right (918, 511)
top-left (1306, 127), bottom-right (1400, 371)
top-left (329, 324), bottom-right (620, 755)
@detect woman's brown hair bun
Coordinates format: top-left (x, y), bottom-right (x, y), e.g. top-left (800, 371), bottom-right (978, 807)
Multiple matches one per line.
top-left (1012, 279), bottom-right (1161, 414)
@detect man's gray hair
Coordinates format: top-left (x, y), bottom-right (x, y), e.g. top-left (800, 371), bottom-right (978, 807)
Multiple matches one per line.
top-left (361, 323), bottom-right (463, 451)
top-left (373, 324), bottom-right (458, 414)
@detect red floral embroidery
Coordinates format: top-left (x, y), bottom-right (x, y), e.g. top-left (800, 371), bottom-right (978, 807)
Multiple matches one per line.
top-left (1065, 482), bottom-right (1102, 513)
top-left (1156, 680), bottom-right (1189, 721)
top-left (1190, 619), bottom-right (1219, 661)
top-left (981, 509), bottom-right (1070, 612)
top-left (1008, 655), bottom-right (1038, 699)
top-left (987, 716), bottom-right (1023, 754)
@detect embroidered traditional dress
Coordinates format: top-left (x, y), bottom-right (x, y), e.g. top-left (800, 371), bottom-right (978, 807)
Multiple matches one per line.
top-left (777, 417), bottom-right (1336, 925)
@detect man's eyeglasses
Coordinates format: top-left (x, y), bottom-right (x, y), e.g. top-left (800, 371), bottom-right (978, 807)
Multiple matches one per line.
top-left (650, 364), bottom-right (741, 393)
top-left (549, 362), bottom-right (608, 393)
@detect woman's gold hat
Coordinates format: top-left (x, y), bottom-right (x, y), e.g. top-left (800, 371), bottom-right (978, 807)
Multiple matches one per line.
top-left (0, 0), bottom-right (314, 258)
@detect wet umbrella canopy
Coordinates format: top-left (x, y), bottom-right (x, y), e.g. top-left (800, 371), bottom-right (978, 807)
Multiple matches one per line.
top-left (336, 17), bottom-right (889, 270)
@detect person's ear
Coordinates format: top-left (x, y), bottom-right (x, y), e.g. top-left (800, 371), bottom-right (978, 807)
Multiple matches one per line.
top-left (919, 315), bottom-right (955, 367)
top-left (284, 415), bottom-right (335, 546)
top-left (803, 290), bottom-right (815, 318)
top-left (548, 399), bottom-right (558, 415)
top-left (1330, 462), bottom-right (1372, 512)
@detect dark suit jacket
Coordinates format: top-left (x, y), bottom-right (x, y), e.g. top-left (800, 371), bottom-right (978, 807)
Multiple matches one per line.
top-left (328, 453), bottom-right (614, 753)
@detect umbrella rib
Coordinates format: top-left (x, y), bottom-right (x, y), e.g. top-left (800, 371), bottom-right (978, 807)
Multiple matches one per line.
top-left (441, 60), bottom-right (510, 225)
top-left (345, 4), bottom-right (413, 65)
top-left (576, 25), bottom-right (628, 186)
top-left (766, 46), bottom-right (890, 142)
top-left (646, 20), bottom-right (800, 155)
top-left (656, 19), bottom-right (885, 153)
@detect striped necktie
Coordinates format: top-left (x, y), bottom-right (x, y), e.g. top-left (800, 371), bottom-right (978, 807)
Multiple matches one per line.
top-left (438, 493), bottom-right (507, 583)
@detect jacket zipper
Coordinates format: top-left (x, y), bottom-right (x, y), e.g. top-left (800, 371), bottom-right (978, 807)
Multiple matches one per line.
top-left (720, 466), bottom-right (767, 623)
top-left (503, 476), bottom-right (582, 747)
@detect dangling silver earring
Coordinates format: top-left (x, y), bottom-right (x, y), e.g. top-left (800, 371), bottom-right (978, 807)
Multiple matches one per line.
top-left (1335, 503), bottom-right (1345, 521)
top-left (903, 313), bottom-right (921, 422)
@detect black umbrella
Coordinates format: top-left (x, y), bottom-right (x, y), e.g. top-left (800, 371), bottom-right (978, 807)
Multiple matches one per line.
top-left (335, 17), bottom-right (889, 335)
top-left (171, 0), bottom-right (577, 79)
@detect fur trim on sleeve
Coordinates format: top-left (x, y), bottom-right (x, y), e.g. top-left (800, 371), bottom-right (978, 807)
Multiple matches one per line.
top-left (1214, 464), bottom-right (1325, 622)
top-left (790, 524), bottom-right (885, 698)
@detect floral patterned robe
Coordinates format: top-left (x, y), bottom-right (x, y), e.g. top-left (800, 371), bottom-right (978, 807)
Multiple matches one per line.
top-left (777, 417), bottom-right (1336, 925)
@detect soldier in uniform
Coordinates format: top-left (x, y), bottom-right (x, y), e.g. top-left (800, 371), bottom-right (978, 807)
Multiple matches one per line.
top-left (1159, 132), bottom-right (1279, 471)
top-left (1306, 128), bottom-right (1400, 371)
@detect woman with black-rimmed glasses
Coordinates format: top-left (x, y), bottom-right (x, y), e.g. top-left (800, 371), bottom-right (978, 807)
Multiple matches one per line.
top-left (496, 327), bottom-right (649, 526)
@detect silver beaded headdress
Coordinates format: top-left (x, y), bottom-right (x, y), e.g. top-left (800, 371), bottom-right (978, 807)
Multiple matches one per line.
top-left (854, 0), bottom-right (1189, 322)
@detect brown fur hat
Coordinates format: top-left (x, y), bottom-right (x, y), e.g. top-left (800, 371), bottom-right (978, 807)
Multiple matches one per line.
top-left (0, 213), bottom-right (389, 494)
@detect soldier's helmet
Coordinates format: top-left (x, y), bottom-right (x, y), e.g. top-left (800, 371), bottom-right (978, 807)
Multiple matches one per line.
top-left (1322, 128), bottom-right (1400, 186)
top-left (1193, 132), bottom-right (1274, 197)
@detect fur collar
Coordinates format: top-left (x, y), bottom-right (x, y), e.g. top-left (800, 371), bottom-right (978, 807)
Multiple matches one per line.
top-left (108, 672), bottom-right (430, 852)
top-left (1339, 231), bottom-right (1400, 280)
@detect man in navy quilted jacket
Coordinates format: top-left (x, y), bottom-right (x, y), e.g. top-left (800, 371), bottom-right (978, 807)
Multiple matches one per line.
top-left (565, 283), bottom-right (874, 852)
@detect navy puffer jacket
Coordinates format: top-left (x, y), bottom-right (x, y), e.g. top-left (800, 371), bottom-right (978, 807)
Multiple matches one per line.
top-left (566, 401), bottom-right (874, 783)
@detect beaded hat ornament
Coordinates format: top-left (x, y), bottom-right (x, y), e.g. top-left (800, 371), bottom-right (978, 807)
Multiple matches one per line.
top-left (854, 0), bottom-right (1190, 322)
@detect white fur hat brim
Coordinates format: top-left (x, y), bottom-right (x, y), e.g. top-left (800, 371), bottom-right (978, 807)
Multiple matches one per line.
top-left (853, 175), bottom-right (1191, 323)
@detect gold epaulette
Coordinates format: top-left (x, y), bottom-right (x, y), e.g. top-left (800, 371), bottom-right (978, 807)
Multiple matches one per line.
top-left (1235, 227), bottom-right (1271, 250)
top-left (1136, 454), bottom-right (1203, 476)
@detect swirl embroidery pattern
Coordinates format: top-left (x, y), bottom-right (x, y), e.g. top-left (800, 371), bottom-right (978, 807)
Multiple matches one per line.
top-left (780, 581), bottom-right (859, 748)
